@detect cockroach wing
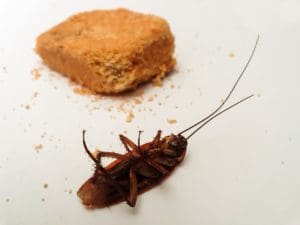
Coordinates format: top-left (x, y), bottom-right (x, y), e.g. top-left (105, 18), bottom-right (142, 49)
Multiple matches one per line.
top-left (77, 176), bottom-right (124, 208)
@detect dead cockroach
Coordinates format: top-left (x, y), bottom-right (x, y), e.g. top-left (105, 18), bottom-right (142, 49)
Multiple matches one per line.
top-left (77, 36), bottom-right (259, 208)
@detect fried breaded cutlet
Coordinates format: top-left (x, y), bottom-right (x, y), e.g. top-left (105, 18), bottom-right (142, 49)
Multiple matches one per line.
top-left (36, 8), bottom-right (176, 94)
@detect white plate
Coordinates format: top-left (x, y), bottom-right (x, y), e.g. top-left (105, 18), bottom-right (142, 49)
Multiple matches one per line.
top-left (1, 0), bottom-right (300, 224)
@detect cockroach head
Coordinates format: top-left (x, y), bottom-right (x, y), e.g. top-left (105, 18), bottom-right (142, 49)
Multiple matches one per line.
top-left (164, 134), bottom-right (187, 154)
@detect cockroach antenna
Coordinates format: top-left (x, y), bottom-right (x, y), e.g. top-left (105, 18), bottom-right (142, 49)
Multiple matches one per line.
top-left (82, 130), bottom-right (98, 164)
top-left (178, 35), bottom-right (259, 137)
top-left (185, 94), bottom-right (254, 140)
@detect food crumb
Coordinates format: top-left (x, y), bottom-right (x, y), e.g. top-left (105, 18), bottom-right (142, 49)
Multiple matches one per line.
top-left (2, 66), bottom-right (7, 72)
top-left (73, 87), bottom-right (95, 95)
top-left (31, 92), bottom-right (39, 99)
top-left (43, 183), bottom-right (48, 189)
top-left (134, 98), bottom-right (142, 105)
top-left (68, 189), bottom-right (73, 194)
top-left (5, 198), bottom-right (10, 203)
top-left (126, 110), bottom-right (134, 123)
top-left (41, 132), bottom-right (47, 139)
top-left (257, 93), bottom-right (261, 97)
top-left (21, 104), bottom-right (31, 110)
top-left (35, 144), bottom-right (43, 153)
top-left (41, 198), bottom-right (46, 202)
top-left (167, 119), bottom-right (177, 124)
top-left (31, 68), bottom-right (41, 80)
top-left (229, 52), bottom-right (235, 58)
top-left (133, 90), bottom-right (144, 97)
top-left (152, 77), bottom-right (163, 87)
top-left (170, 84), bottom-right (175, 89)
top-left (148, 96), bottom-right (154, 102)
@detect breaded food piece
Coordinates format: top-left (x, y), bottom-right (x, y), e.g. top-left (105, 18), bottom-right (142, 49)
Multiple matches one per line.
top-left (36, 8), bottom-right (175, 94)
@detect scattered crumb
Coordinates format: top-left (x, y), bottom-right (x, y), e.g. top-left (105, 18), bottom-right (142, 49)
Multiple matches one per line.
top-left (134, 98), bottom-right (142, 105)
top-left (229, 52), bottom-right (235, 58)
top-left (41, 132), bottom-right (47, 139)
top-left (31, 92), bottom-right (39, 99)
top-left (148, 96), bottom-right (154, 102)
top-left (126, 110), bottom-right (134, 123)
top-left (158, 102), bottom-right (162, 106)
top-left (170, 84), bottom-right (175, 89)
top-left (31, 68), bottom-right (41, 80)
top-left (2, 66), bottom-right (7, 72)
top-left (257, 93), bottom-right (261, 97)
top-left (281, 161), bottom-right (285, 165)
top-left (152, 77), bottom-right (163, 87)
top-left (73, 86), bottom-right (95, 95)
top-left (167, 119), bottom-right (177, 124)
top-left (41, 198), bottom-right (46, 202)
top-left (118, 101), bottom-right (127, 113)
top-left (43, 183), bottom-right (48, 189)
top-left (5, 198), bottom-right (10, 203)
top-left (68, 189), bottom-right (73, 194)
top-left (92, 150), bottom-right (100, 159)
top-left (21, 104), bottom-right (31, 110)
top-left (35, 144), bottom-right (43, 153)
top-left (64, 177), bottom-right (68, 181)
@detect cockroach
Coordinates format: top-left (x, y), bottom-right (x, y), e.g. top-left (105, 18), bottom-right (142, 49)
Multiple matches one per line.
top-left (77, 36), bottom-right (259, 208)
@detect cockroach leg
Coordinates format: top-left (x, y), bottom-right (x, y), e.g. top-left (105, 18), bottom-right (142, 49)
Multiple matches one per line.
top-left (154, 157), bottom-right (177, 167)
top-left (83, 130), bottom-right (99, 165)
top-left (128, 166), bottom-right (138, 207)
top-left (96, 165), bottom-right (131, 205)
top-left (83, 131), bottom-right (124, 162)
top-left (161, 149), bottom-right (177, 157)
top-left (119, 135), bottom-right (138, 152)
top-left (137, 131), bottom-right (143, 149)
top-left (152, 130), bottom-right (162, 148)
top-left (144, 159), bottom-right (169, 175)
top-left (97, 151), bottom-right (125, 160)
top-left (83, 130), bottom-right (133, 206)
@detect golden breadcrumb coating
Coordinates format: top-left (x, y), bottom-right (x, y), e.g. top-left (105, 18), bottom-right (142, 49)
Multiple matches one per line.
top-left (36, 8), bottom-right (176, 94)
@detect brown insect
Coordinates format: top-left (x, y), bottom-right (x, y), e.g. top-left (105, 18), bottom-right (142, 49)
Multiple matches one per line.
top-left (77, 36), bottom-right (259, 208)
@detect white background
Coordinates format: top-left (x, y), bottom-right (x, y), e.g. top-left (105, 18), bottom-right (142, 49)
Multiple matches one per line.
top-left (0, 0), bottom-right (300, 224)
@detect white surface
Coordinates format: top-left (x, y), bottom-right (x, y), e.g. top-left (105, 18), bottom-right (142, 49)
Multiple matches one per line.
top-left (1, 0), bottom-right (300, 224)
